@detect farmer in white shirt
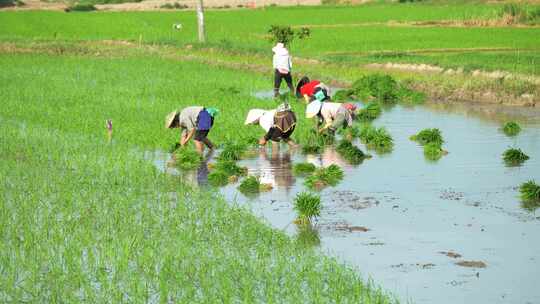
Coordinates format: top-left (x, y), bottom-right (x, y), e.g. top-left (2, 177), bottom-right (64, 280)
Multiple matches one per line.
top-left (272, 43), bottom-right (294, 98)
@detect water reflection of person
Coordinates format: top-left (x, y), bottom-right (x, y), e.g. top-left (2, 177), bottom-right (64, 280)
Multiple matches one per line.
top-left (305, 146), bottom-right (349, 168)
top-left (258, 148), bottom-right (295, 192)
top-left (172, 150), bottom-right (211, 187)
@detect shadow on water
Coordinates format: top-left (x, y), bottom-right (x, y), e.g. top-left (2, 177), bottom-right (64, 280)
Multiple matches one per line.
top-left (146, 102), bottom-right (540, 304)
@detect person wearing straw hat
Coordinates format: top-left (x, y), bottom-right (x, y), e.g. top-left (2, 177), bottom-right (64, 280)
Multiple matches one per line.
top-left (272, 43), bottom-right (295, 98)
top-left (245, 103), bottom-right (297, 149)
top-left (165, 106), bottom-right (219, 154)
top-left (305, 99), bottom-right (356, 134)
top-left (296, 76), bottom-right (331, 104)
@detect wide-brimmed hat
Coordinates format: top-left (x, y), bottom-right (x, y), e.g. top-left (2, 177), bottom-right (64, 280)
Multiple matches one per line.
top-left (244, 109), bottom-right (267, 125)
top-left (259, 110), bottom-right (276, 132)
top-left (305, 100), bottom-right (322, 118)
top-left (165, 111), bottom-right (179, 128)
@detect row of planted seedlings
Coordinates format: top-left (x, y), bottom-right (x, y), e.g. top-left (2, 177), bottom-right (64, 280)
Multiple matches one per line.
top-left (499, 121), bottom-right (539, 211)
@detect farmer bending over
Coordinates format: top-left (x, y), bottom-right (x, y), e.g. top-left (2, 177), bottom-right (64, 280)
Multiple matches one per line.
top-left (272, 43), bottom-right (295, 98)
top-left (305, 99), bottom-right (356, 134)
top-left (166, 106), bottom-right (219, 154)
top-left (296, 76), bottom-right (331, 104)
top-left (245, 103), bottom-right (297, 150)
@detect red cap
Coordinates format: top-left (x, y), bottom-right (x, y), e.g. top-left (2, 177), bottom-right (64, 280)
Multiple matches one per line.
top-left (344, 103), bottom-right (357, 111)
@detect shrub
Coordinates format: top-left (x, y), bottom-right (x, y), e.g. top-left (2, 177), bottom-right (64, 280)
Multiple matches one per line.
top-left (503, 148), bottom-right (529, 166)
top-left (359, 125), bottom-right (393, 153)
top-left (294, 192), bottom-right (321, 224)
top-left (238, 176), bottom-right (261, 194)
top-left (502, 121), bottom-right (521, 137)
top-left (305, 164), bottom-right (344, 190)
top-left (175, 148), bottom-right (201, 170)
top-left (64, 3), bottom-right (97, 12)
top-left (410, 128), bottom-right (444, 146)
top-left (218, 142), bottom-right (246, 161)
top-left (267, 25), bottom-right (310, 46)
top-left (293, 162), bottom-right (317, 176)
top-left (336, 140), bottom-right (368, 164)
top-left (356, 102), bottom-right (381, 122)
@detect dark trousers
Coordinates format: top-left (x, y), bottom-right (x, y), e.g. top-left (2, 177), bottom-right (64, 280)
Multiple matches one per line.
top-left (274, 69), bottom-right (294, 96)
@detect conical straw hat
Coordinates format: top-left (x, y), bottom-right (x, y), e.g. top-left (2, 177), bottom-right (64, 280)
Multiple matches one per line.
top-left (244, 109), bottom-right (267, 125)
top-left (259, 110), bottom-right (276, 132)
top-left (165, 111), bottom-right (178, 129)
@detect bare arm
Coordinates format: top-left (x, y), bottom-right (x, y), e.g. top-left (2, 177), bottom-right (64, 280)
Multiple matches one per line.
top-left (181, 129), bottom-right (196, 146)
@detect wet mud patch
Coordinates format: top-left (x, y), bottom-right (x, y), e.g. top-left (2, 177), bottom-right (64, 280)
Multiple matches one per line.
top-left (456, 261), bottom-right (487, 268)
top-left (440, 189), bottom-right (464, 201)
top-left (325, 190), bottom-right (380, 211)
top-left (317, 219), bottom-right (371, 235)
top-left (439, 251), bottom-right (463, 259)
top-left (391, 263), bottom-right (436, 272)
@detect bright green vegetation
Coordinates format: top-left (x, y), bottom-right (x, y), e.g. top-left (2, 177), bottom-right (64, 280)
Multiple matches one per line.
top-left (349, 74), bottom-right (425, 105)
top-left (0, 51), bottom-right (396, 302)
top-left (410, 128), bottom-right (444, 146)
top-left (208, 169), bottom-right (230, 187)
top-left (238, 175), bottom-right (261, 194)
top-left (208, 160), bottom-right (248, 187)
top-left (339, 124), bottom-right (361, 140)
top-left (295, 223), bottom-right (321, 249)
top-left (423, 142), bottom-right (445, 161)
top-left (305, 164), bottom-right (344, 190)
top-left (519, 180), bottom-right (540, 212)
top-left (503, 148), bottom-right (530, 166)
top-left (356, 102), bottom-right (382, 122)
top-left (502, 121), bottom-right (522, 136)
top-left (499, 3), bottom-right (540, 25)
top-left (218, 142), bottom-right (247, 161)
top-left (336, 140), bottom-right (369, 165)
top-left (175, 147), bottom-right (202, 170)
top-left (294, 192), bottom-right (322, 224)
top-left (301, 130), bottom-right (334, 154)
top-left (359, 125), bottom-right (394, 153)
top-left (293, 162), bottom-right (317, 176)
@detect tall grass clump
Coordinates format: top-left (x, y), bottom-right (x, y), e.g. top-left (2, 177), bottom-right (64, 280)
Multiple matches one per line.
top-left (301, 130), bottom-right (334, 154)
top-left (502, 121), bottom-right (521, 137)
top-left (294, 192), bottom-right (322, 224)
top-left (359, 125), bottom-right (393, 153)
top-left (218, 142), bottom-right (247, 161)
top-left (352, 74), bottom-right (398, 104)
top-left (356, 102), bottom-right (382, 122)
top-left (498, 3), bottom-right (540, 25)
top-left (519, 180), bottom-right (540, 211)
top-left (293, 162), bottom-right (317, 176)
top-left (305, 164), bottom-right (344, 190)
top-left (336, 140), bottom-right (369, 165)
top-left (175, 147), bottom-right (201, 170)
top-left (503, 148), bottom-right (529, 166)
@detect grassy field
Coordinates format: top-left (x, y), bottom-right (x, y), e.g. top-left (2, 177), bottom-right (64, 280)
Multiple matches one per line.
top-left (0, 52), bottom-right (394, 302)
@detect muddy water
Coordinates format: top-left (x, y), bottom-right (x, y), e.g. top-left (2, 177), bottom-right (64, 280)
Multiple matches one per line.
top-left (149, 103), bottom-right (540, 304)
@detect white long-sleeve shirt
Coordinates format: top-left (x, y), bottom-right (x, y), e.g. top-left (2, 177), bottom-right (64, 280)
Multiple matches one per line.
top-left (272, 53), bottom-right (292, 73)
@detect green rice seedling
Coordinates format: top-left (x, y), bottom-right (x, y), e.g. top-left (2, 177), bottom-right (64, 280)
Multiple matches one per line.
top-left (338, 124), bottom-right (361, 140)
top-left (502, 121), bottom-right (521, 136)
top-left (503, 148), bottom-right (530, 166)
top-left (293, 162), bottom-right (316, 176)
top-left (520, 180), bottom-right (540, 202)
top-left (410, 128), bottom-right (444, 146)
top-left (423, 142), bottom-right (444, 161)
top-left (213, 159), bottom-right (248, 176)
top-left (295, 223), bottom-right (321, 249)
top-left (332, 89), bottom-right (354, 101)
top-left (218, 142), bottom-right (247, 161)
top-left (356, 102), bottom-right (382, 122)
top-left (305, 164), bottom-right (344, 190)
top-left (294, 192), bottom-right (322, 224)
top-left (208, 170), bottom-right (229, 187)
top-left (238, 175), bottom-right (261, 194)
top-left (336, 140), bottom-right (368, 165)
top-left (174, 147), bottom-right (201, 170)
top-left (351, 74), bottom-right (398, 104)
top-left (359, 125), bottom-right (393, 153)
top-left (301, 130), bottom-right (334, 154)
top-left (397, 83), bottom-right (426, 105)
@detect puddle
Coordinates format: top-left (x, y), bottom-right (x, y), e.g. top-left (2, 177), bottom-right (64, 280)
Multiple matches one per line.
top-left (147, 103), bottom-right (540, 304)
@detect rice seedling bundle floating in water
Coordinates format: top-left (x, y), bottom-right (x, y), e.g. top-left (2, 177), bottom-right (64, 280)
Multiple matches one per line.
top-left (304, 164), bottom-right (344, 190)
top-left (502, 148), bottom-right (529, 166)
top-left (294, 191), bottom-right (322, 224)
top-left (359, 125), bottom-right (393, 153)
top-left (302, 130), bottom-right (334, 154)
top-left (175, 148), bottom-right (201, 170)
top-left (238, 175), bottom-right (268, 194)
top-left (423, 142), bottom-right (445, 161)
top-left (218, 142), bottom-right (247, 161)
top-left (410, 128), bottom-right (444, 146)
top-left (356, 102), bottom-right (382, 122)
top-left (502, 121), bottom-right (521, 136)
top-left (208, 170), bottom-right (229, 187)
top-left (293, 162), bottom-right (317, 176)
top-left (336, 140), bottom-right (369, 164)
top-left (519, 180), bottom-right (540, 211)
top-left (213, 159), bottom-right (248, 176)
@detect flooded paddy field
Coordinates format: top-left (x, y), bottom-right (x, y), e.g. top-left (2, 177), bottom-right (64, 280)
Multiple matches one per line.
top-left (150, 102), bottom-right (540, 304)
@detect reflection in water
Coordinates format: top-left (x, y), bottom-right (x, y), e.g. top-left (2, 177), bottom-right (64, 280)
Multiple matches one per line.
top-left (295, 223), bottom-right (321, 249)
top-left (169, 151), bottom-right (213, 188)
top-left (257, 148), bottom-right (295, 191)
top-left (305, 146), bottom-right (350, 168)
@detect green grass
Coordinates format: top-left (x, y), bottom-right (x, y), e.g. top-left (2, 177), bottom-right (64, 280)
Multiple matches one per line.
top-left (218, 142), bottom-right (248, 161)
top-left (502, 121), bottom-right (522, 137)
top-left (175, 147), bottom-right (201, 170)
top-left (301, 130), bottom-right (334, 154)
top-left (213, 159), bottom-right (248, 176)
top-left (305, 164), bottom-right (344, 190)
top-left (292, 162), bottom-right (317, 176)
top-left (294, 192), bottom-right (322, 224)
top-left (359, 125), bottom-right (394, 153)
top-left (336, 140), bottom-right (369, 165)
top-left (208, 169), bottom-right (230, 187)
top-left (502, 148), bottom-right (530, 166)
top-left (356, 102), bottom-right (382, 122)
top-left (238, 175), bottom-right (261, 194)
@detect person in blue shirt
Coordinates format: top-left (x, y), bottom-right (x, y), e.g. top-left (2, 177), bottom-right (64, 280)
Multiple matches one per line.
top-left (166, 106), bottom-right (219, 154)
